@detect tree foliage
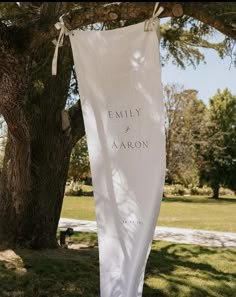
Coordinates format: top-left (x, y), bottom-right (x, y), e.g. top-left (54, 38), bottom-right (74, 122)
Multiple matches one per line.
top-left (198, 89), bottom-right (236, 198)
top-left (164, 84), bottom-right (206, 186)
top-left (68, 136), bottom-right (91, 182)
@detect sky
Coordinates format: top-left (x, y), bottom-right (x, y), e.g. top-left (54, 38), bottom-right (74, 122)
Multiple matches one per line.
top-left (160, 32), bottom-right (236, 106)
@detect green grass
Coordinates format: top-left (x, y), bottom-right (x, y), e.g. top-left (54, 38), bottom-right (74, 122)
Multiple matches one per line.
top-left (61, 195), bottom-right (236, 232)
top-left (0, 235), bottom-right (236, 297)
top-left (62, 196), bottom-right (96, 221)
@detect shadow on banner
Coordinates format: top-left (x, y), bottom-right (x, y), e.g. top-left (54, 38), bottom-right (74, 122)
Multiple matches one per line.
top-left (69, 20), bottom-right (166, 297)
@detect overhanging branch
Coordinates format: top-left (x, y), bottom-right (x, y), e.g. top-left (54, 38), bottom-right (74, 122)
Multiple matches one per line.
top-left (61, 2), bottom-right (236, 40)
top-left (2, 2), bottom-right (235, 50)
top-left (182, 3), bottom-right (236, 40)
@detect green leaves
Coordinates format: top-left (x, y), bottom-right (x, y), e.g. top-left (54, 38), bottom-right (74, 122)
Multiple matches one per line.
top-left (68, 136), bottom-right (90, 182)
top-left (164, 84), bottom-right (206, 185)
top-left (160, 18), bottom-right (230, 69)
top-left (164, 85), bottom-right (236, 197)
top-left (198, 88), bottom-right (236, 195)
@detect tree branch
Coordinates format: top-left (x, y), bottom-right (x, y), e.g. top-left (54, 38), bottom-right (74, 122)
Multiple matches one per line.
top-left (61, 2), bottom-right (236, 40)
top-left (63, 2), bottom-right (172, 30)
top-left (2, 2), bottom-right (235, 50)
top-left (182, 3), bottom-right (236, 40)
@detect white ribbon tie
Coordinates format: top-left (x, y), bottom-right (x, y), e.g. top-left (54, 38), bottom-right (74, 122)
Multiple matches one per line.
top-left (52, 16), bottom-right (68, 76)
top-left (144, 2), bottom-right (164, 37)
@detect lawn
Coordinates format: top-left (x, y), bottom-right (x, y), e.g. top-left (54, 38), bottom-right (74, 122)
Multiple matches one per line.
top-left (0, 234), bottom-right (236, 297)
top-left (1, 196), bottom-right (235, 297)
top-left (61, 195), bottom-right (236, 233)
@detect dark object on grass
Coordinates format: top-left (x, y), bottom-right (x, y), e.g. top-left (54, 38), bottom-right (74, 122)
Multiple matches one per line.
top-left (83, 191), bottom-right (94, 197)
top-left (60, 228), bottom-right (74, 247)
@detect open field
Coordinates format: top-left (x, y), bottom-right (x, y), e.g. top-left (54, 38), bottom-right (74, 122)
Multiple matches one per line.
top-left (61, 196), bottom-right (236, 232)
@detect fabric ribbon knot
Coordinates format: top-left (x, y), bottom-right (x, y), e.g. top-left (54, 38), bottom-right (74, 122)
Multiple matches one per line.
top-left (144, 2), bottom-right (164, 39)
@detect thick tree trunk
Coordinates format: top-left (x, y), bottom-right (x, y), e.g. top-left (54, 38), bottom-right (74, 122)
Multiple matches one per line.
top-left (212, 184), bottom-right (220, 199)
top-left (0, 40), bottom-right (84, 248)
top-left (0, 131), bottom-right (73, 248)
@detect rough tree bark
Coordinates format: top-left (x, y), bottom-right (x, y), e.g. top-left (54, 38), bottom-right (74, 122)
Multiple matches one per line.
top-left (0, 22), bottom-right (84, 248)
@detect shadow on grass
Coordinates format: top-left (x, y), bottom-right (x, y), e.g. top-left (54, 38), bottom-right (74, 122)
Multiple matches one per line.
top-left (162, 196), bottom-right (236, 203)
top-left (144, 242), bottom-right (236, 297)
top-left (0, 238), bottom-right (236, 297)
top-left (0, 244), bottom-right (100, 297)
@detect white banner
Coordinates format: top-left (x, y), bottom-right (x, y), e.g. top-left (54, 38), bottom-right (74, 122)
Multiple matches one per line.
top-left (69, 21), bottom-right (166, 297)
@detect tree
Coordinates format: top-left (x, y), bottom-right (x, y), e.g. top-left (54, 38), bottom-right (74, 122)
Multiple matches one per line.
top-left (68, 136), bottom-right (91, 182)
top-left (198, 89), bottom-right (236, 198)
top-left (164, 84), bottom-right (206, 185)
top-left (0, 2), bottom-right (235, 248)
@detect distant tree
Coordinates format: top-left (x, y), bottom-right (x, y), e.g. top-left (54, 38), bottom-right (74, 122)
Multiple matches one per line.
top-left (164, 84), bottom-right (206, 186)
top-left (198, 89), bottom-right (236, 198)
top-left (68, 136), bottom-right (91, 182)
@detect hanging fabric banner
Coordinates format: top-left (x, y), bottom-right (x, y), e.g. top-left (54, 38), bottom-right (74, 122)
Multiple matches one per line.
top-left (69, 20), bottom-right (166, 297)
